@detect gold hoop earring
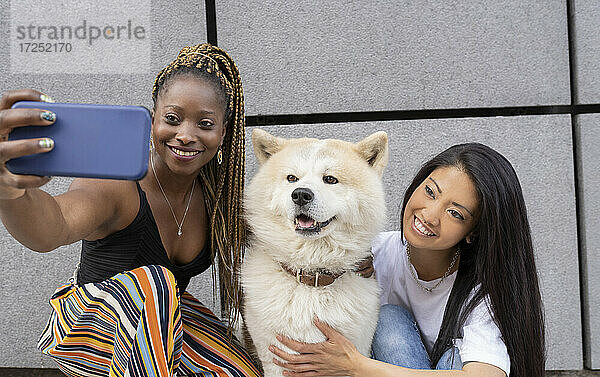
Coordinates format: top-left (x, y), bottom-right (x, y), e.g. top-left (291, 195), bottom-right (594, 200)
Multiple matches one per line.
top-left (217, 147), bottom-right (223, 165)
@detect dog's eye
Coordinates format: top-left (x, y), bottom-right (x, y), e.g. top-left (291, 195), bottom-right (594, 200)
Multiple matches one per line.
top-left (323, 175), bottom-right (338, 184)
top-left (287, 175), bottom-right (298, 183)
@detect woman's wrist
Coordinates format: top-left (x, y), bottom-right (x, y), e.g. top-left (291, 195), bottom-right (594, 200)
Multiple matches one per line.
top-left (353, 356), bottom-right (404, 377)
top-left (350, 353), bottom-right (374, 377)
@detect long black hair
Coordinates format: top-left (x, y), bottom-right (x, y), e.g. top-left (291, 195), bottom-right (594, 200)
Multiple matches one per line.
top-left (400, 143), bottom-right (545, 377)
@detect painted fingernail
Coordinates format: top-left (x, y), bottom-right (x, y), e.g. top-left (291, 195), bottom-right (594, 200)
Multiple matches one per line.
top-left (40, 111), bottom-right (56, 122)
top-left (40, 94), bottom-right (55, 103)
top-left (39, 138), bottom-right (54, 149)
top-left (276, 335), bottom-right (283, 341)
top-left (269, 345), bottom-right (274, 352)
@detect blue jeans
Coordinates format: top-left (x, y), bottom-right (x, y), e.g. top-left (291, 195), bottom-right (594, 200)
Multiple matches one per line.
top-left (372, 304), bottom-right (463, 370)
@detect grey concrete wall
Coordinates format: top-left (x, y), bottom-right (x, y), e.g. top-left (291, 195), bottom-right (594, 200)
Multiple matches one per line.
top-left (578, 114), bottom-right (600, 369)
top-left (573, 0), bottom-right (600, 104)
top-left (0, 0), bottom-right (207, 109)
top-left (0, 0), bottom-right (598, 372)
top-left (218, 0), bottom-right (570, 114)
top-left (574, 0), bottom-right (600, 369)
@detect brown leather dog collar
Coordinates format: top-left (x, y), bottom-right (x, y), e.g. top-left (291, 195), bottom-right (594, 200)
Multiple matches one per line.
top-left (280, 254), bottom-right (374, 287)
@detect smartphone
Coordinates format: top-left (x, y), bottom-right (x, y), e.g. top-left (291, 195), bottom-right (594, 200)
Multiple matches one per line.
top-left (7, 101), bottom-right (151, 180)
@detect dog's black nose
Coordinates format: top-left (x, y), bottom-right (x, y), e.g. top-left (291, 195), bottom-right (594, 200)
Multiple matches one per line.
top-left (291, 188), bottom-right (314, 206)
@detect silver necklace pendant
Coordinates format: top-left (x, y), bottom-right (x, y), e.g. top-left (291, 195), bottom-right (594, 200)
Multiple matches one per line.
top-left (406, 243), bottom-right (460, 293)
top-left (151, 150), bottom-right (195, 238)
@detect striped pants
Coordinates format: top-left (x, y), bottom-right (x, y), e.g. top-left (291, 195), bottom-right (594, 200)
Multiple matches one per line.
top-left (38, 265), bottom-right (261, 377)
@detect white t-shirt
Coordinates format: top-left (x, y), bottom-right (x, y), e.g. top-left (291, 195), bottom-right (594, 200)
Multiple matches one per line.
top-left (372, 231), bottom-right (510, 376)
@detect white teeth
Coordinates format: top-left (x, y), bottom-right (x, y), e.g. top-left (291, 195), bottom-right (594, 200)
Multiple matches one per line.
top-left (170, 147), bottom-right (199, 157)
top-left (414, 217), bottom-right (435, 236)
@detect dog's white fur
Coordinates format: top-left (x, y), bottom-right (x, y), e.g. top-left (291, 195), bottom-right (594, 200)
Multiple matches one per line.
top-left (242, 129), bottom-right (388, 377)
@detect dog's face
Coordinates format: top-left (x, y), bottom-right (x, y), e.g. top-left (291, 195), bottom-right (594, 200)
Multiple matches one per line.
top-left (245, 129), bottom-right (388, 264)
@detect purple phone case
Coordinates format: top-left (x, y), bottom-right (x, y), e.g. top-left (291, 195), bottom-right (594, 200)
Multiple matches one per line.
top-left (8, 101), bottom-right (150, 180)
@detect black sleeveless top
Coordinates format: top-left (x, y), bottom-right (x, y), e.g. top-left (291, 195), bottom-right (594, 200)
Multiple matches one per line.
top-left (77, 182), bottom-right (212, 292)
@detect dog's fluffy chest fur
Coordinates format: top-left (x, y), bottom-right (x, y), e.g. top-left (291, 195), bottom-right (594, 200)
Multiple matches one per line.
top-left (242, 247), bottom-right (380, 376)
top-left (243, 247), bottom-right (380, 344)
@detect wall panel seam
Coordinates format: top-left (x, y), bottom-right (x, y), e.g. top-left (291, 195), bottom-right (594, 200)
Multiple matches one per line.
top-left (567, 0), bottom-right (590, 369)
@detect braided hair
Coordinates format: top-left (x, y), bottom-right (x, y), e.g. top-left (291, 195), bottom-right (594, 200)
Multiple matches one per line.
top-left (152, 44), bottom-right (246, 328)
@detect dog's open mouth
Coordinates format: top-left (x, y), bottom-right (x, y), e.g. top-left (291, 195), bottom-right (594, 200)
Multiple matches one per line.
top-left (294, 214), bottom-right (334, 234)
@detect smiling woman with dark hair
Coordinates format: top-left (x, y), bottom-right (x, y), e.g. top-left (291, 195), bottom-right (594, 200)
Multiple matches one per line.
top-left (270, 143), bottom-right (545, 377)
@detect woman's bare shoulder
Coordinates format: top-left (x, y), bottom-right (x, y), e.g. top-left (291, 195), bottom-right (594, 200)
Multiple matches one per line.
top-left (60, 178), bottom-right (141, 240)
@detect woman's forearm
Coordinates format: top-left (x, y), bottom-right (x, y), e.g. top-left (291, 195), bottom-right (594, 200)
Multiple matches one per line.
top-left (356, 358), bottom-right (460, 376)
top-left (353, 356), bottom-right (397, 377)
top-left (0, 188), bottom-right (71, 252)
top-left (354, 358), bottom-right (504, 377)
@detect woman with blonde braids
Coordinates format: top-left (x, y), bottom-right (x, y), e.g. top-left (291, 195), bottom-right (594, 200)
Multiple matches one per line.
top-left (0, 44), bottom-right (261, 377)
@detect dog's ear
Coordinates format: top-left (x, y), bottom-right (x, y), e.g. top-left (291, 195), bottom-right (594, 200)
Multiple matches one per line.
top-left (252, 128), bottom-right (285, 164)
top-left (355, 131), bottom-right (388, 176)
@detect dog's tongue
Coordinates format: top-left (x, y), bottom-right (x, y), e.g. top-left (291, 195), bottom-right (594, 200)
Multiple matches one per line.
top-left (297, 216), bottom-right (315, 228)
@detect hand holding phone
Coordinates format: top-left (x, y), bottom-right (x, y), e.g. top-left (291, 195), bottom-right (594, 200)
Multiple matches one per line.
top-left (7, 99), bottom-right (151, 181)
top-left (0, 89), bottom-right (56, 199)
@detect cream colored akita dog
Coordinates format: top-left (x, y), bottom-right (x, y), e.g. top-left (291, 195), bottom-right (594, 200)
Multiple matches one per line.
top-left (242, 129), bottom-right (388, 376)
